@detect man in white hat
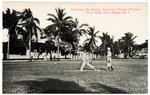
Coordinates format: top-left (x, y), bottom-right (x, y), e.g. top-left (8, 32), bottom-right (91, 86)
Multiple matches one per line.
top-left (107, 47), bottom-right (113, 71)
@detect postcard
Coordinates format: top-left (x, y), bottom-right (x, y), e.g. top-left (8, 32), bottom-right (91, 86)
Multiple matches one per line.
top-left (2, 1), bottom-right (148, 94)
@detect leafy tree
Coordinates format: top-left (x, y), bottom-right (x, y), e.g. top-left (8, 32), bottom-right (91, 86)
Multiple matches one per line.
top-left (84, 26), bottom-right (100, 52)
top-left (70, 18), bottom-right (89, 50)
top-left (39, 30), bottom-right (56, 60)
top-left (113, 40), bottom-right (121, 57)
top-left (99, 32), bottom-right (113, 56)
top-left (45, 8), bottom-right (73, 60)
top-left (120, 32), bottom-right (137, 58)
top-left (3, 8), bottom-right (20, 60)
top-left (18, 8), bottom-right (42, 60)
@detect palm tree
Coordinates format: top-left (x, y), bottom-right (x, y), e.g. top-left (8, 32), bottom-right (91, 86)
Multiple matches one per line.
top-left (61, 29), bottom-right (78, 49)
top-left (84, 26), bottom-right (100, 53)
top-left (71, 18), bottom-right (89, 37)
top-left (58, 18), bottom-right (88, 59)
top-left (40, 29), bottom-right (57, 60)
top-left (3, 8), bottom-right (20, 60)
top-left (120, 32), bottom-right (137, 58)
top-left (18, 8), bottom-right (42, 60)
top-left (70, 18), bottom-right (89, 50)
top-left (113, 41), bottom-right (121, 57)
top-left (60, 42), bottom-right (72, 59)
top-left (45, 8), bottom-right (73, 60)
top-left (99, 32), bottom-right (114, 56)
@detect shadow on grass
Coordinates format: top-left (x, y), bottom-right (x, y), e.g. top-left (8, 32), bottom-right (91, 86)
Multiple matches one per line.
top-left (3, 78), bottom-right (128, 94)
top-left (9, 78), bottom-right (89, 93)
top-left (90, 83), bottom-right (128, 93)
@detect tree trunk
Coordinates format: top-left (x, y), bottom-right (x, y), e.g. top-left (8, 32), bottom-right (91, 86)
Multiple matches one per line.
top-left (69, 49), bottom-right (71, 59)
top-left (70, 42), bottom-right (76, 50)
top-left (7, 33), bottom-right (10, 61)
top-left (128, 46), bottom-right (130, 59)
top-left (29, 31), bottom-right (32, 61)
top-left (65, 54), bottom-right (67, 59)
top-left (50, 51), bottom-right (52, 61)
top-left (104, 44), bottom-right (106, 60)
top-left (57, 32), bottom-right (60, 61)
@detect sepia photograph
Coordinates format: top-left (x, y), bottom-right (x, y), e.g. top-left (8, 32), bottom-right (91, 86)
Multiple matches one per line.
top-left (2, 1), bottom-right (148, 94)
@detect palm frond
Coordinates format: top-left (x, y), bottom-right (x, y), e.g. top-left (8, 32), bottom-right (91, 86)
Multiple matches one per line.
top-left (47, 18), bottom-right (57, 23)
top-left (80, 29), bottom-right (87, 33)
top-left (75, 18), bottom-right (79, 23)
top-left (48, 13), bottom-right (59, 22)
top-left (32, 18), bottom-right (40, 25)
top-left (79, 24), bottom-right (89, 28)
top-left (94, 31), bottom-right (100, 35)
top-left (33, 26), bottom-right (38, 41)
top-left (35, 26), bottom-right (42, 33)
top-left (132, 36), bottom-right (137, 41)
top-left (89, 27), bottom-right (94, 33)
top-left (86, 29), bottom-right (91, 35)
top-left (64, 16), bottom-right (72, 21)
top-left (6, 8), bottom-right (11, 14)
top-left (84, 38), bottom-right (90, 42)
top-left (94, 31), bottom-right (100, 37)
top-left (17, 22), bottom-right (26, 26)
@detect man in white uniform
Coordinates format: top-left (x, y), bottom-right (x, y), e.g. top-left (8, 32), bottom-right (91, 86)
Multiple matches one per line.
top-left (80, 50), bottom-right (97, 71)
top-left (107, 47), bottom-right (113, 71)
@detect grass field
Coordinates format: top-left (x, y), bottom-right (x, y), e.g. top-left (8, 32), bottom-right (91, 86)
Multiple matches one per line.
top-left (3, 59), bottom-right (147, 94)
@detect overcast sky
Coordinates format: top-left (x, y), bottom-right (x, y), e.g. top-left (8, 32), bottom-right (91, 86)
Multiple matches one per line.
top-left (2, 2), bottom-right (148, 45)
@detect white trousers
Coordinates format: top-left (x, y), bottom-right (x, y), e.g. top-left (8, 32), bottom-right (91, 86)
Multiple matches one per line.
top-left (80, 60), bottom-right (94, 71)
top-left (107, 56), bottom-right (112, 67)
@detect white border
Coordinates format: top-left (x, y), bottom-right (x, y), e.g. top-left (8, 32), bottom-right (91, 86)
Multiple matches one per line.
top-left (1, 0), bottom-right (149, 2)
top-left (1, 0), bottom-right (149, 95)
top-left (148, 0), bottom-right (150, 94)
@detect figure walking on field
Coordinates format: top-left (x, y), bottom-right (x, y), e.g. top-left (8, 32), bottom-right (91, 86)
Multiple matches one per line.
top-left (107, 47), bottom-right (113, 71)
top-left (80, 50), bottom-right (98, 71)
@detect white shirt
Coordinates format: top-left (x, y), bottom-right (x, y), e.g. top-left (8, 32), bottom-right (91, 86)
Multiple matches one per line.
top-left (82, 52), bottom-right (87, 60)
top-left (107, 51), bottom-right (111, 57)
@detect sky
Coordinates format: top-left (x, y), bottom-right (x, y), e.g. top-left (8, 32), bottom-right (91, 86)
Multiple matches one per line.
top-left (2, 1), bottom-right (148, 45)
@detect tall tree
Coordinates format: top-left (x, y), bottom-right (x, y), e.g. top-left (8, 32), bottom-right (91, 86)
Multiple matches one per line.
top-left (45, 8), bottom-right (73, 60)
top-left (99, 32), bottom-right (114, 56)
top-left (70, 18), bottom-right (89, 50)
top-left (18, 8), bottom-right (42, 60)
top-left (113, 40), bottom-right (121, 57)
top-left (84, 26), bottom-right (100, 52)
top-left (3, 8), bottom-right (20, 60)
top-left (120, 32), bottom-right (137, 58)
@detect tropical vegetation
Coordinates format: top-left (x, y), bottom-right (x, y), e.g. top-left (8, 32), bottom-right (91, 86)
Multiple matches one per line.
top-left (2, 8), bottom-right (147, 60)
